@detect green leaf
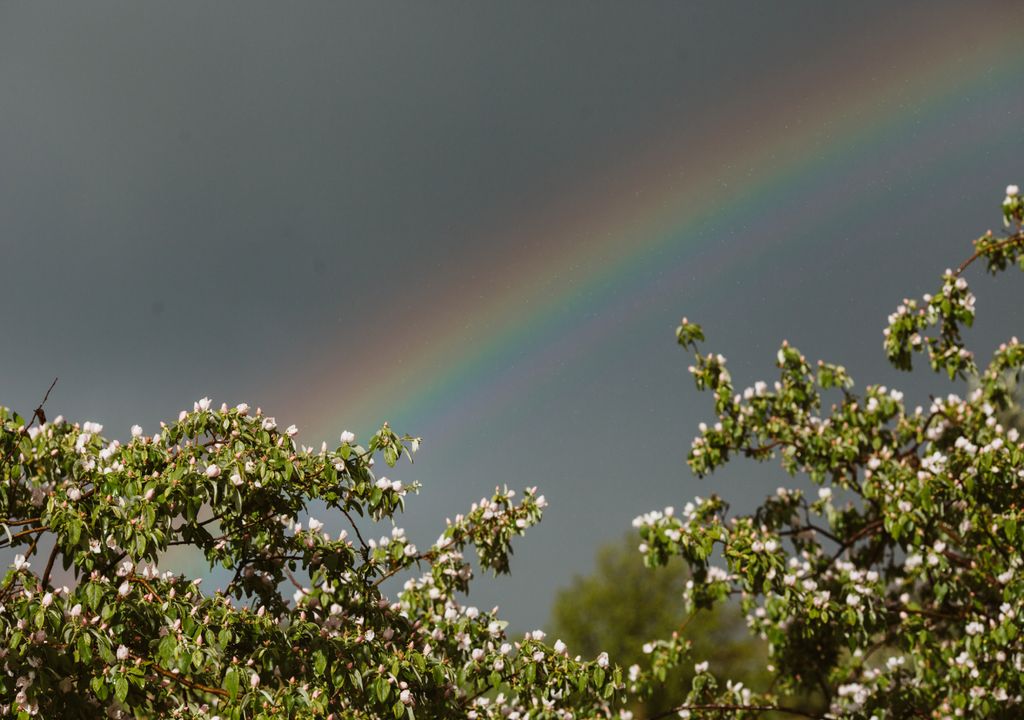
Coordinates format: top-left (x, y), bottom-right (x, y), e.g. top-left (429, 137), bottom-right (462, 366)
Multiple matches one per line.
top-left (225, 667), bottom-right (240, 699)
top-left (158, 635), bottom-right (176, 663)
top-left (115, 676), bottom-right (129, 703)
top-left (77, 635), bottom-right (93, 664)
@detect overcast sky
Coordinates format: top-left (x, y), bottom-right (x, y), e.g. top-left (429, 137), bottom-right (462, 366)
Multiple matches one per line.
top-left (3, 1), bottom-right (1024, 629)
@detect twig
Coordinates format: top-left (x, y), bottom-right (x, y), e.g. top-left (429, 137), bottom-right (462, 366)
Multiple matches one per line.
top-left (341, 507), bottom-right (369, 555)
top-left (31, 377), bottom-right (59, 427)
top-left (283, 566), bottom-right (308, 595)
top-left (779, 524), bottom-right (842, 544)
top-left (2, 377), bottom-right (58, 483)
top-left (0, 525), bottom-right (49, 548)
top-left (1, 517), bottom-right (42, 526)
top-left (955, 231), bottom-right (1024, 275)
top-left (41, 540), bottom-right (61, 588)
top-left (148, 662), bottom-right (229, 698)
top-left (131, 576), bottom-right (165, 604)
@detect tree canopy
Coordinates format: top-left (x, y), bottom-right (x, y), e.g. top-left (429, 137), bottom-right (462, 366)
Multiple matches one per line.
top-left (631, 185), bottom-right (1024, 717)
top-left (0, 408), bottom-right (617, 718)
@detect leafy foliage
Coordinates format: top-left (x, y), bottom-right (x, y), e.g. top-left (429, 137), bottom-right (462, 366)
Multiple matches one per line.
top-left (0, 405), bottom-right (619, 718)
top-left (631, 187), bottom-right (1024, 718)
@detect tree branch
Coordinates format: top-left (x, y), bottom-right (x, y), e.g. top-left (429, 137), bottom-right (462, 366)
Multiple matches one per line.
top-left (955, 231), bottom-right (1024, 275)
top-left (41, 540), bottom-right (60, 588)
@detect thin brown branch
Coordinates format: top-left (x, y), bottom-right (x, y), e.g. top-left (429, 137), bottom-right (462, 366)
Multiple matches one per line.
top-left (955, 231), bottom-right (1024, 275)
top-left (341, 507), bottom-right (369, 555)
top-left (741, 439), bottom-right (792, 457)
top-left (0, 525), bottom-right (49, 547)
top-left (779, 524), bottom-right (842, 544)
top-left (31, 377), bottom-right (59, 427)
top-left (131, 575), bottom-right (165, 604)
top-left (2, 377), bottom-right (58, 485)
top-left (373, 548), bottom-right (439, 587)
top-left (41, 540), bottom-right (60, 588)
top-left (827, 518), bottom-right (885, 566)
top-left (283, 565), bottom-right (308, 595)
top-left (148, 661), bottom-right (229, 698)
top-left (1, 517), bottom-right (42, 526)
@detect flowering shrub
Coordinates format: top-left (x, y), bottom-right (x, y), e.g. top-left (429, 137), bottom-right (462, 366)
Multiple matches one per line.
top-left (0, 402), bottom-right (621, 718)
top-left (631, 186), bottom-right (1024, 718)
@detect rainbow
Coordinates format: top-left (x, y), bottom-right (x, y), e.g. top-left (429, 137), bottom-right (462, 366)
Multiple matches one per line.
top-left (279, 7), bottom-right (1024, 447)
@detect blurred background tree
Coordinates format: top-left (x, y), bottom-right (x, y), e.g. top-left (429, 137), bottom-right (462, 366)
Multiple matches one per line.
top-left (548, 534), bottom-right (769, 718)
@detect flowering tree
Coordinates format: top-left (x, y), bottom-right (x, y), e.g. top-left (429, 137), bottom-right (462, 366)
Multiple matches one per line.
top-left (629, 186), bottom-right (1024, 718)
top-left (0, 401), bottom-right (622, 718)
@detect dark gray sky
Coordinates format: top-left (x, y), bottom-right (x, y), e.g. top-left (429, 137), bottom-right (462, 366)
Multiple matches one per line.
top-left (3, 1), bottom-right (1024, 629)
